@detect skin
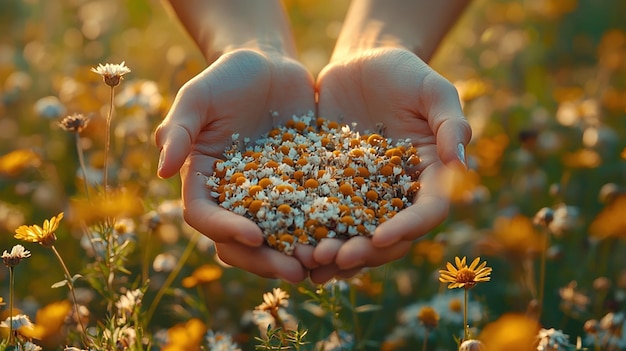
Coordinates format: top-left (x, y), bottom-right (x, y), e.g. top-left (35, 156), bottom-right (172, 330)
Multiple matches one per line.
top-left (156, 0), bottom-right (472, 284)
top-left (308, 0), bottom-right (472, 282)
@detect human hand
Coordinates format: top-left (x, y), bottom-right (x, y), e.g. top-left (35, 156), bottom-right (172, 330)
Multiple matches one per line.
top-left (155, 49), bottom-right (317, 283)
top-left (311, 47), bottom-right (472, 283)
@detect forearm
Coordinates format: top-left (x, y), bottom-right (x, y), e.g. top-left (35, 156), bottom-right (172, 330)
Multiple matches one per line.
top-left (165, 0), bottom-right (297, 63)
top-left (332, 0), bottom-right (470, 62)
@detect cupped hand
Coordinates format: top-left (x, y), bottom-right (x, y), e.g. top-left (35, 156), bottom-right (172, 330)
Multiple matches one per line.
top-left (311, 47), bottom-right (472, 282)
top-left (155, 49), bottom-right (316, 283)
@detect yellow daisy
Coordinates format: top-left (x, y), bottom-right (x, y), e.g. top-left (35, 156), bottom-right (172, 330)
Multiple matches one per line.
top-left (439, 256), bottom-right (492, 289)
top-left (14, 212), bottom-right (64, 247)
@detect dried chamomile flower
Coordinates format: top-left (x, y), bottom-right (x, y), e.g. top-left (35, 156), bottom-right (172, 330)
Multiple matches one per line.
top-left (204, 112), bottom-right (421, 255)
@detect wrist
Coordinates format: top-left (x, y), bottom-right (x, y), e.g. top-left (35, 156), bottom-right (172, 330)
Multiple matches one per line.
top-left (167, 0), bottom-right (296, 64)
top-left (331, 0), bottom-right (470, 63)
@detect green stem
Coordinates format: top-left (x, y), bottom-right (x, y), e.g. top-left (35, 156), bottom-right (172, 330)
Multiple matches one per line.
top-left (422, 328), bottom-right (429, 351)
top-left (103, 86), bottom-right (115, 195)
top-left (141, 227), bottom-right (154, 285)
top-left (8, 267), bottom-right (14, 345)
top-left (464, 288), bottom-right (468, 341)
top-left (75, 132), bottom-right (90, 202)
top-left (51, 245), bottom-right (91, 347)
top-left (538, 228), bottom-right (550, 321)
top-left (145, 232), bottom-right (200, 325)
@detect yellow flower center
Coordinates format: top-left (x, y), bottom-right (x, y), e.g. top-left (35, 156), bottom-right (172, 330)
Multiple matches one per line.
top-left (457, 268), bottom-right (476, 284)
top-left (417, 307), bottom-right (439, 329)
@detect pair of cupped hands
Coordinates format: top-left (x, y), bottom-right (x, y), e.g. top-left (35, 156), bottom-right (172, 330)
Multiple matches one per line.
top-left (155, 46), bottom-right (471, 284)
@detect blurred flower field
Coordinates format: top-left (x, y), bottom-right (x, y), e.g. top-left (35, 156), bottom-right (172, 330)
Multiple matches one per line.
top-left (0, 0), bottom-right (625, 350)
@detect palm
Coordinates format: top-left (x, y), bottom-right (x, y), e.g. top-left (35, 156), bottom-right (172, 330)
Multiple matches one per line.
top-left (157, 50), bottom-right (316, 282)
top-left (313, 48), bottom-right (466, 277)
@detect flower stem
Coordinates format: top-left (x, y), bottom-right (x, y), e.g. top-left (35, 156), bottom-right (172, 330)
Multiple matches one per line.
top-left (145, 231), bottom-right (200, 325)
top-left (142, 226), bottom-right (154, 284)
top-left (51, 245), bottom-right (91, 347)
top-left (422, 328), bottom-right (429, 351)
top-left (538, 228), bottom-right (550, 321)
top-left (75, 132), bottom-right (91, 202)
top-left (103, 86), bottom-right (115, 195)
top-left (8, 267), bottom-right (14, 345)
top-left (464, 288), bottom-right (469, 341)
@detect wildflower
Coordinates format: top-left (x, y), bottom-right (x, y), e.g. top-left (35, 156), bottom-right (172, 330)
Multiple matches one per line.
top-left (0, 149), bottom-right (42, 177)
top-left (59, 113), bottom-right (89, 133)
top-left (2, 244), bottom-right (31, 267)
top-left (533, 207), bottom-right (554, 227)
top-left (417, 306), bottom-right (439, 329)
top-left (0, 313), bottom-right (34, 330)
top-left (256, 287), bottom-right (290, 313)
top-left (253, 288), bottom-right (296, 332)
top-left (14, 212), bottom-right (64, 247)
top-left (459, 339), bottom-right (485, 351)
top-left (34, 96), bottom-right (66, 119)
top-left (439, 256), bottom-right (492, 289)
top-left (478, 313), bottom-right (540, 351)
top-left (205, 330), bottom-right (241, 351)
top-left (559, 281), bottom-right (589, 317)
top-left (116, 289), bottom-right (143, 321)
top-left (163, 318), bottom-right (207, 351)
top-left (536, 328), bottom-right (572, 351)
top-left (152, 253), bottom-right (177, 272)
top-left (20, 300), bottom-right (72, 341)
top-left (91, 61), bottom-right (131, 87)
top-left (315, 331), bottom-right (355, 351)
top-left (20, 341), bottom-right (42, 351)
top-left (182, 264), bottom-right (223, 288)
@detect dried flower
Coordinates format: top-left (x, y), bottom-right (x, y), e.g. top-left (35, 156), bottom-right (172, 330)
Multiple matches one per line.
top-left (2, 244), bottom-right (31, 267)
top-left (439, 256), bottom-right (492, 289)
top-left (205, 113), bottom-right (421, 254)
top-left (91, 61), bottom-right (131, 87)
top-left (14, 212), bottom-right (64, 247)
top-left (59, 113), bottom-right (89, 133)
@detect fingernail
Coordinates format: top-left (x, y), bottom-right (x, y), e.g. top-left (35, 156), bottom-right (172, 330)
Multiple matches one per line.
top-left (457, 143), bottom-right (467, 169)
top-left (157, 149), bottom-right (165, 175)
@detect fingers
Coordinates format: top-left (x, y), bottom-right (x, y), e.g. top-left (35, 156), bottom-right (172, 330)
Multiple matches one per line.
top-left (180, 155), bottom-right (265, 246)
top-left (418, 72), bottom-right (472, 169)
top-left (334, 236), bottom-right (413, 270)
top-left (312, 238), bottom-right (344, 265)
top-left (215, 242), bottom-right (308, 283)
top-left (371, 163), bottom-right (449, 248)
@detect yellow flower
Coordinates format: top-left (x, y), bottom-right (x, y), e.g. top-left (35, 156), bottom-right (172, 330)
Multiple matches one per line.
top-left (20, 300), bottom-right (72, 342)
top-left (181, 264), bottom-right (223, 288)
top-left (0, 149), bottom-right (41, 177)
top-left (439, 256), bottom-right (492, 289)
top-left (479, 313), bottom-right (540, 351)
top-left (14, 212), bottom-right (64, 247)
top-left (417, 306), bottom-right (440, 329)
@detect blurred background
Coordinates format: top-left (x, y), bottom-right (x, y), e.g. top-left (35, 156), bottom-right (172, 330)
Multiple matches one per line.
top-left (0, 0), bottom-right (625, 349)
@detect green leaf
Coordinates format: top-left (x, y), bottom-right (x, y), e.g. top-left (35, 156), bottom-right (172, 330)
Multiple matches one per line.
top-left (51, 280), bottom-right (68, 289)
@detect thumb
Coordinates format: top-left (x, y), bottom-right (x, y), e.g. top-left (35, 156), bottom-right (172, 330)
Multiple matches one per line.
top-left (155, 81), bottom-right (210, 178)
top-left (419, 74), bottom-right (472, 168)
